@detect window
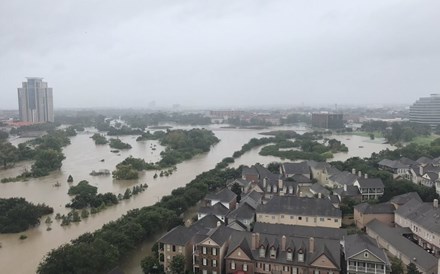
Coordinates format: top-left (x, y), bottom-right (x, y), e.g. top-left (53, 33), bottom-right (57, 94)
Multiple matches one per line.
top-left (314, 270), bottom-right (319, 274)
top-left (298, 216), bottom-right (302, 220)
top-left (334, 218), bottom-right (338, 222)
top-left (286, 249), bottom-right (293, 261)
top-left (259, 246), bottom-right (266, 257)
top-left (202, 258), bottom-right (207, 266)
top-left (212, 248), bottom-right (217, 256)
top-left (264, 264), bottom-right (270, 271)
top-left (298, 250), bottom-right (304, 262)
top-left (281, 215), bottom-right (284, 219)
top-left (306, 217), bottom-right (309, 222)
top-left (270, 247), bottom-right (276, 259)
top-left (166, 244), bottom-right (170, 251)
top-left (290, 215), bottom-right (294, 219)
top-left (202, 246), bottom-right (207, 254)
top-left (202, 270), bottom-right (207, 274)
top-left (292, 267), bottom-right (298, 274)
top-left (283, 266), bottom-right (290, 271)
top-left (212, 259), bottom-right (217, 267)
top-left (178, 246), bottom-right (182, 253)
top-left (364, 252), bottom-right (369, 258)
top-left (320, 217), bottom-right (324, 222)
top-left (243, 264), bottom-right (248, 271)
top-left (231, 261), bottom-right (236, 270)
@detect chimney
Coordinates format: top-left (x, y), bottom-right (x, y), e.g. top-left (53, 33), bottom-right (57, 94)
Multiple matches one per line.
top-left (278, 179), bottom-right (284, 190)
top-left (344, 184), bottom-right (347, 192)
top-left (263, 177), bottom-right (267, 188)
top-left (434, 199), bottom-right (439, 208)
top-left (251, 233), bottom-right (260, 250)
top-left (358, 171), bottom-right (362, 177)
top-left (352, 168), bottom-right (356, 175)
top-left (281, 235), bottom-right (286, 251)
top-left (364, 173), bottom-right (368, 179)
top-left (420, 166), bottom-right (424, 175)
top-left (309, 237), bottom-right (315, 253)
top-left (318, 193), bottom-right (322, 199)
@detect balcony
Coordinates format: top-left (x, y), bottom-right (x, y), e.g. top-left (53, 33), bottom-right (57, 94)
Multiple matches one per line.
top-left (347, 265), bottom-right (386, 273)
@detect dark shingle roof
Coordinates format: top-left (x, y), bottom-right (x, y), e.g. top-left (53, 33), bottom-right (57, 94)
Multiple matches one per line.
top-left (395, 198), bottom-right (440, 234)
top-left (257, 196), bottom-right (341, 218)
top-left (390, 192), bottom-right (422, 206)
top-left (227, 202), bottom-right (255, 220)
top-left (378, 159), bottom-right (408, 169)
top-left (366, 220), bottom-right (437, 272)
top-left (417, 156), bottom-right (433, 165)
top-left (310, 183), bottom-right (331, 197)
top-left (356, 178), bottom-right (384, 189)
top-left (334, 186), bottom-right (360, 197)
top-left (282, 162), bottom-right (310, 175)
top-left (253, 222), bottom-right (346, 240)
top-left (205, 188), bottom-right (237, 203)
top-left (157, 226), bottom-right (195, 245)
top-left (344, 234), bottom-right (389, 264)
top-left (329, 171), bottom-right (358, 186)
top-left (199, 202), bottom-right (230, 217)
top-left (354, 202), bottom-right (395, 214)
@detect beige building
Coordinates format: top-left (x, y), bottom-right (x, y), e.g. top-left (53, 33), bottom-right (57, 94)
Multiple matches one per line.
top-left (354, 202), bottom-right (395, 229)
top-left (256, 196), bottom-right (342, 228)
top-left (18, 77), bottom-right (54, 123)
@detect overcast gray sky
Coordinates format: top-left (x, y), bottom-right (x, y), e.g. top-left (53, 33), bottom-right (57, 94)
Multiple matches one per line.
top-left (1, 0), bottom-right (439, 109)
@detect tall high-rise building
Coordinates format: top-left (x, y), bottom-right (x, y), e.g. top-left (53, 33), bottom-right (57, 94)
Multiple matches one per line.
top-left (409, 94), bottom-right (440, 128)
top-left (17, 77), bottom-right (54, 123)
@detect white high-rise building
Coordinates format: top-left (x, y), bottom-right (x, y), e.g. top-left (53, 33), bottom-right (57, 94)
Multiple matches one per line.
top-left (17, 77), bottom-right (54, 123)
top-left (409, 94), bottom-right (440, 128)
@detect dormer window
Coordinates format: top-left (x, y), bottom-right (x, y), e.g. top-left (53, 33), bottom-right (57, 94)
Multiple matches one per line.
top-left (273, 186), bottom-right (278, 193)
top-left (259, 245), bottom-right (266, 257)
top-left (286, 248), bottom-right (293, 261)
top-left (267, 185), bottom-right (271, 192)
top-left (298, 249), bottom-right (304, 262)
top-left (270, 247), bottom-right (276, 259)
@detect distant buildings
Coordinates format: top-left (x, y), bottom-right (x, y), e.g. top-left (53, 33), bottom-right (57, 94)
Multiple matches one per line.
top-left (410, 94), bottom-right (440, 128)
top-left (311, 113), bottom-right (344, 129)
top-left (17, 77), bottom-right (54, 123)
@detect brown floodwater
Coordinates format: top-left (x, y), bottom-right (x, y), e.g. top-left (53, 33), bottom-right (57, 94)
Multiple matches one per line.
top-left (0, 126), bottom-right (394, 274)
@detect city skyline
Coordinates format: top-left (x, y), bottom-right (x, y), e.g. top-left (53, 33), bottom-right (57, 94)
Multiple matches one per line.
top-left (1, 1), bottom-right (439, 109)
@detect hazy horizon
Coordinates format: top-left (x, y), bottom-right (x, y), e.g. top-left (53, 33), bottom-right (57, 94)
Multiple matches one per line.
top-left (1, 1), bottom-right (439, 109)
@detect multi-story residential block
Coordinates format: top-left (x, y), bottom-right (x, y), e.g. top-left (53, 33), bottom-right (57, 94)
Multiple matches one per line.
top-left (353, 177), bottom-right (384, 201)
top-left (253, 222), bottom-right (346, 241)
top-left (366, 219), bottom-right (439, 274)
top-left (354, 202), bottom-right (395, 229)
top-left (193, 226), bottom-right (234, 274)
top-left (17, 77), bottom-right (54, 123)
top-left (256, 196), bottom-right (342, 228)
top-left (343, 234), bottom-right (391, 274)
top-left (225, 231), bottom-right (342, 274)
top-left (157, 215), bottom-right (222, 273)
top-left (395, 198), bottom-right (440, 255)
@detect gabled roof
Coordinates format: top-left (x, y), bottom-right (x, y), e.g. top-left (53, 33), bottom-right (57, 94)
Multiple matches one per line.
top-left (395, 198), bottom-right (440, 234)
top-left (378, 159), bottom-right (408, 169)
top-left (328, 195), bottom-right (340, 204)
top-left (356, 177), bottom-right (384, 189)
top-left (354, 202), bottom-right (395, 214)
top-left (307, 160), bottom-right (328, 170)
top-left (310, 183), bottom-right (331, 197)
top-left (289, 174), bottom-right (311, 183)
top-left (199, 202), bottom-right (230, 217)
top-left (257, 196), bottom-right (341, 218)
top-left (417, 156), bottom-right (433, 165)
top-left (157, 226), bottom-right (194, 245)
top-left (207, 225), bottom-right (234, 246)
top-left (227, 220), bottom-right (248, 231)
top-left (366, 220), bottom-right (437, 271)
top-left (399, 157), bottom-right (417, 166)
top-left (242, 166), bottom-right (259, 177)
top-left (227, 202), bottom-right (255, 220)
top-left (282, 162), bottom-right (310, 175)
top-left (334, 185), bottom-right (360, 197)
top-left (205, 188), bottom-right (237, 203)
top-left (227, 178), bottom-right (251, 188)
top-left (344, 234), bottom-right (389, 265)
top-left (390, 192), bottom-right (422, 206)
top-left (329, 171), bottom-right (358, 186)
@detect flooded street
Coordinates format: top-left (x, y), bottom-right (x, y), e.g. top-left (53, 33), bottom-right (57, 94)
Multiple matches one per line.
top-left (0, 126), bottom-right (394, 274)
